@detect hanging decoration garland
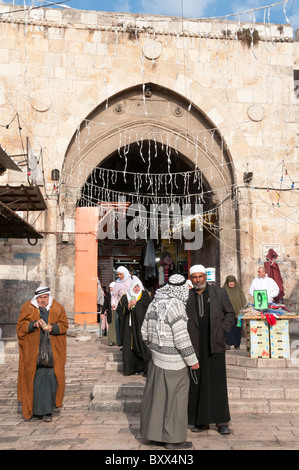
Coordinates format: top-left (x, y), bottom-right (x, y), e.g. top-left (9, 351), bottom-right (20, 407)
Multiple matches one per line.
top-left (0, 0), bottom-right (296, 245)
top-left (81, 166), bottom-right (204, 204)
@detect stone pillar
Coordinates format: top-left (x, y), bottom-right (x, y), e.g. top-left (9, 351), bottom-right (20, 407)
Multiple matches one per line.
top-left (44, 199), bottom-right (58, 296)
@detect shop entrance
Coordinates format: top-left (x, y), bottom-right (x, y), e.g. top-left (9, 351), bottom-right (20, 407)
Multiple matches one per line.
top-left (67, 83), bottom-right (236, 324)
top-left (77, 139), bottom-right (218, 296)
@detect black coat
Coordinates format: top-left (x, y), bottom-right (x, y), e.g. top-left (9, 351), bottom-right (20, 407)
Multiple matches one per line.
top-left (102, 292), bottom-right (112, 324)
top-left (186, 285), bottom-right (235, 355)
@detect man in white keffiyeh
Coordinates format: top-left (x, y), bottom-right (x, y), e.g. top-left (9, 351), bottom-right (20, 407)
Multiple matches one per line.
top-left (140, 274), bottom-right (199, 450)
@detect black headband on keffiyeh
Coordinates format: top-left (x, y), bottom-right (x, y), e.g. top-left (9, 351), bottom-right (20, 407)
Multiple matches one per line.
top-left (154, 274), bottom-right (189, 304)
top-left (34, 287), bottom-right (50, 296)
top-left (168, 275), bottom-right (187, 286)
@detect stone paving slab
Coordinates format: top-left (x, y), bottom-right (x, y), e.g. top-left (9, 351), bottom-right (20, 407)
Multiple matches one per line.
top-left (1, 335), bottom-right (299, 451)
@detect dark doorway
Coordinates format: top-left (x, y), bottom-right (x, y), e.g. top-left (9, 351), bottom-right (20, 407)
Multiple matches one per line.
top-left (77, 141), bottom-right (219, 292)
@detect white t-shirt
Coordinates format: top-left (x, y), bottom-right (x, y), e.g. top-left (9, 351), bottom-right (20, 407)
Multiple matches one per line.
top-left (249, 275), bottom-right (280, 303)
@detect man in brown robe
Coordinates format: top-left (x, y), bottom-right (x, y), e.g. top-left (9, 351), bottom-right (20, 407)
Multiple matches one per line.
top-left (17, 286), bottom-right (69, 421)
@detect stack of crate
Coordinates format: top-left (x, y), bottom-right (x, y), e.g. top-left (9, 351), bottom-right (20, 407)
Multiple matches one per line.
top-left (246, 320), bottom-right (270, 358)
top-left (269, 320), bottom-right (290, 358)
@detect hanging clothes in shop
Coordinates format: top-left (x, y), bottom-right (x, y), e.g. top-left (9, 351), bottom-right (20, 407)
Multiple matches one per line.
top-left (144, 239), bottom-right (156, 280)
top-left (159, 252), bottom-right (174, 283)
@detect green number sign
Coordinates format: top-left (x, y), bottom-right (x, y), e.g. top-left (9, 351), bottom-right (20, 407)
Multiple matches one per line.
top-left (253, 290), bottom-right (268, 310)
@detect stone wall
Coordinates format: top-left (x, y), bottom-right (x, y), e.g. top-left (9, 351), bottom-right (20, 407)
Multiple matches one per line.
top-left (0, 5), bottom-right (298, 334)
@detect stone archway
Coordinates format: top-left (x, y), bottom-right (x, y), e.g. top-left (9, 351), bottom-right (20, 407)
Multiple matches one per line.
top-left (60, 83), bottom-right (241, 312)
top-left (62, 82), bottom-right (236, 214)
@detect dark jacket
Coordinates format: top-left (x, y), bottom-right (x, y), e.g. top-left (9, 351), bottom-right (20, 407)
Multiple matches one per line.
top-left (186, 285), bottom-right (235, 355)
top-left (102, 292), bottom-right (112, 324)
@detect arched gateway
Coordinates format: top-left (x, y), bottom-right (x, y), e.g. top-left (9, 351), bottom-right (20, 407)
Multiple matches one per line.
top-left (62, 83), bottom-right (240, 324)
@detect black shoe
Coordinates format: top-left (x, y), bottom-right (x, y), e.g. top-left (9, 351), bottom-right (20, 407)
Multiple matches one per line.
top-left (164, 441), bottom-right (193, 450)
top-left (149, 440), bottom-right (164, 446)
top-left (191, 424), bottom-right (209, 432)
top-left (217, 425), bottom-right (231, 435)
top-left (43, 414), bottom-right (52, 422)
top-left (31, 415), bottom-right (43, 421)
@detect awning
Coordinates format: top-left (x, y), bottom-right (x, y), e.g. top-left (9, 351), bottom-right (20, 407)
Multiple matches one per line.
top-left (0, 200), bottom-right (43, 239)
top-left (0, 184), bottom-right (47, 211)
top-left (0, 146), bottom-right (23, 174)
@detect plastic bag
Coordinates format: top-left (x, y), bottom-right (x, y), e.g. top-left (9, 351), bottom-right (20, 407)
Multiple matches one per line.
top-left (36, 330), bottom-right (54, 367)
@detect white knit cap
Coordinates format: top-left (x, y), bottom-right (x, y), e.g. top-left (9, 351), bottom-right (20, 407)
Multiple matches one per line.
top-left (190, 265), bottom-right (206, 275)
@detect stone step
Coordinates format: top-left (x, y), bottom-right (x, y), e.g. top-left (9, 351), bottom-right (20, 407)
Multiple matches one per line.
top-left (106, 346), bottom-right (299, 377)
top-left (90, 370), bottom-right (299, 415)
top-left (226, 364), bottom-right (299, 380)
top-left (105, 360), bottom-right (123, 371)
top-left (226, 351), bottom-right (299, 369)
top-left (90, 394), bottom-right (299, 415)
top-left (92, 382), bottom-right (145, 399)
top-left (229, 399), bottom-right (299, 414)
top-left (90, 397), bottom-right (142, 413)
top-left (105, 360), bottom-right (299, 381)
top-left (92, 342), bottom-right (299, 414)
top-left (0, 338), bottom-right (18, 360)
top-left (227, 379), bottom-right (299, 400)
top-left (91, 377), bottom-right (299, 400)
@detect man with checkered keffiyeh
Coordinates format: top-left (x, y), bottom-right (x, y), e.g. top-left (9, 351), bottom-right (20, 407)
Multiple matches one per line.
top-left (140, 274), bottom-right (199, 450)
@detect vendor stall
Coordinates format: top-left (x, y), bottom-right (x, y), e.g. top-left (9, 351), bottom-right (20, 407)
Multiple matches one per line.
top-left (238, 297), bottom-right (299, 359)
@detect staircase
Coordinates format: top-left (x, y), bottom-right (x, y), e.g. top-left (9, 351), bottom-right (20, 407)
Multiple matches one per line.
top-left (90, 340), bottom-right (299, 414)
top-left (90, 349), bottom-right (146, 413)
top-left (3, 335), bottom-right (299, 415)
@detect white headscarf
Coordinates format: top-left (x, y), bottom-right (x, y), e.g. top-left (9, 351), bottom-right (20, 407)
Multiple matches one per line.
top-left (189, 265), bottom-right (206, 275)
top-left (127, 275), bottom-right (144, 300)
top-left (109, 281), bottom-right (116, 290)
top-left (31, 286), bottom-right (53, 310)
top-left (116, 266), bottom-right (130, 282)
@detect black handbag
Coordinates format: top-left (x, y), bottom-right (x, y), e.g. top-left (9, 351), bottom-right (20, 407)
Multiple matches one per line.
top-left (36, 330), bottom-right (54, 367)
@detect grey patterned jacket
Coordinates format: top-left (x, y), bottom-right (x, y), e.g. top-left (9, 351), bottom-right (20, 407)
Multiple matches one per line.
top-left (141, 296), bottom-right (198, 370)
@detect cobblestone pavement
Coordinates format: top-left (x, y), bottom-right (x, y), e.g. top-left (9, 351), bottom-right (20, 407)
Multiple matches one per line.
top-left (1, 335), bottom-right (299, 451)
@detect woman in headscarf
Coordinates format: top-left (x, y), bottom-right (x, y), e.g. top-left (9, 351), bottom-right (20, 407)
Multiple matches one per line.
top-left (116, 276), bottom-right (152, 376)
top-left (17, 286), bottom-right (68, 421)
top-left (111, 266), bottom-right (132, 346)
top-left (222, 275), bottom-right (247, 349)
top-left (140, 274), bottom-right (199, 450)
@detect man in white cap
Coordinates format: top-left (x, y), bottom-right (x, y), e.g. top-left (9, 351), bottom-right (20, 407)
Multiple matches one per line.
top-left (186, 265), bottom-right (235, 435)
top-left (249, 266), bottom-right (279, 304)
top-left (17, 286), bottom-right (68, 422)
